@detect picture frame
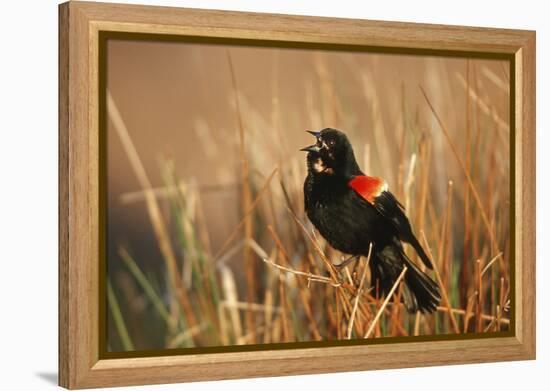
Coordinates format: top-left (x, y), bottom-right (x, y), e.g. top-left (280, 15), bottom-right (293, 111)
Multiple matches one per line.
top-left (58, 1), bottom-right (536, 389)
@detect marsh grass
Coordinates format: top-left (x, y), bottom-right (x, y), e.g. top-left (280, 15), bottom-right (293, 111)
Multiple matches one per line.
top-left (106, 53), bottom-right (511, 351)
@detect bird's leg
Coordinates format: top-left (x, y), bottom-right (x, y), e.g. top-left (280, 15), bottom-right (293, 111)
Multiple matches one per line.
top-left (334, 254), bottom-right (359, 270)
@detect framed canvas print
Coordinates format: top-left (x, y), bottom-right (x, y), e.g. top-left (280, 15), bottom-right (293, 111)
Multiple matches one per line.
top-left (58, 1), bottom-right (536, 389)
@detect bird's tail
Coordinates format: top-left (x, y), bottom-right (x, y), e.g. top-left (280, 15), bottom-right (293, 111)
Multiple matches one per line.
top-left (409, 234), bottom-right (433, 269)
top-left (401, 254), bottom-right (441, 313)
top-left (371, 246), bottom-right (441, 314)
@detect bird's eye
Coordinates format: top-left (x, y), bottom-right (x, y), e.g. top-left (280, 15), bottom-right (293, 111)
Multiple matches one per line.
top-left (328, 140), bottom-right (335, 147)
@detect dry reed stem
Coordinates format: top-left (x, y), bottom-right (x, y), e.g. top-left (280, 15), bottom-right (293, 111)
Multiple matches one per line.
top-left (495, 304), bottom-right (502, 331)
top-left (298, 287), bottom-right (323, 341)
top-left (285, 206), bottom-right (340, 283)
top-left (261, 258), bottom-right (339, 287)
top-left (476, 259), bottom-right (483, 332)
top-left (167, 324), bottom-right (207, 348)
top-left (220, 301), bottom-right (283, 313)
top-left (343, 267), bottom-right (354, 286)
top-left (481, 252), bottom-right (503, 276)
top-left (238, 325), bottom-right (268, 345)
top-left (364, 266), bottom-right (408, 339)
top-left (416, 140), bottom-right (432, 239)
top-left (456, 73), bottom-right (509, 135)
top-left (190, 184), bottom-right (214, 258)
top-left (107, 91), bottom-right (198, 328)
top-left (483, 317), bottom-right (496, 332)
top-left (499, 277), bottom-right (506, 312)
top-left (420, 86), bottom-right (499, 256)
top-left (246, 238), bottom-right (270, 259)
top-left (119, 183), bottom-right (236, 204)
top-left (414, 312), bottom-right (421, 336)
top-left (436, 305), bottom-right (509, 325)
top-left (226, 50), bottom-right (256, 342)
top-left (263, 289), bottom-right (274, 344)
top-left (404, 154), bottom-right (417, 212)
top-left (420, 230), bottom-right (460, 333)
top-left (176, 180), bottom-right (200, 289)
top-left (266, 225), bottom-right (322, 339)
top-left (214, 239), bottom-right (248, 266)
top-left (481, 66), bottom-right (508, 93)
top-left (437, 181), bottom-right (453, 291)
top-left (463, 292), bottom-right (476, 332)
top-left (356, 298), bottom-right (509, 326)
top-left (463, 60), bottom-right (473, 308)
top-left (347, 244), bottom-right (373, 339)
top-left (335, 290), bottom-right (343, 339)
top-left (219, 264), bottom-right (243, 344)
top-left (213, 167), bottom-right (278, 261)
top-left (389, 285), bottom-right (403, 336)
top-left (217, 304), bottom-right (229, 345)
top-left (277, 254), bottom-right (291, 341)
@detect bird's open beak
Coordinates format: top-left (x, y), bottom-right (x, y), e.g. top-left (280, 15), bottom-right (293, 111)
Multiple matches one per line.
top-left (300, 144), bottom-right (321, 153)
top-left (300, 130), bottom-right (321, 152)
top-left (306, 130), bottom-right (321, 137)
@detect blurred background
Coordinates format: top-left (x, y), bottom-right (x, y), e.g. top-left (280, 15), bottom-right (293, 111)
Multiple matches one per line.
top-left (106, 39), bottom-right (510, 352)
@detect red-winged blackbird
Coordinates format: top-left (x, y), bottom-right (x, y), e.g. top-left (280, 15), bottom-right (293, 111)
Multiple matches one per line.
top-left (301, 128), bottom-right (441, 313)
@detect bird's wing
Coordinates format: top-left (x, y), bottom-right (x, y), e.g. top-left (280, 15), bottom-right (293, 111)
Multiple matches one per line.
top-left (348, 175), bottom-right (404, 224)
top-left (348, 175), bottom-right (433, 269)
top-left (347, 175), bottom-right (389, 204)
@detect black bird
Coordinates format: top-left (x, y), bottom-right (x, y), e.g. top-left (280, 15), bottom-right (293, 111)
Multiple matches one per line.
top-left (301, 128), bottom-right (441, 313)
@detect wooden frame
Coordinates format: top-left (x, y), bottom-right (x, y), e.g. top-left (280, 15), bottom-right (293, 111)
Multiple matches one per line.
top-left (59, 1), bottom-right (536, 389)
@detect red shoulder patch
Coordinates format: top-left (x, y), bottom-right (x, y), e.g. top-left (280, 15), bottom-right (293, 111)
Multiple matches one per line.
top-left (348, 175), bottom-right (388, 204)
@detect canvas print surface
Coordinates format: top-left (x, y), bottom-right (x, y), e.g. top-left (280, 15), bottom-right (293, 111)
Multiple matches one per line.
top-left (104, 38), bottom-right (511, 353)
